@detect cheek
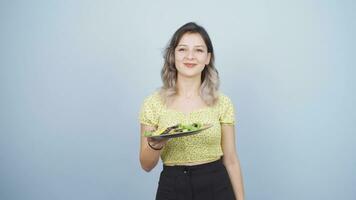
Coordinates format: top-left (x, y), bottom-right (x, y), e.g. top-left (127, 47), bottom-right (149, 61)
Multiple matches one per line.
top-left (197, 55), bottom-right (209, 63)
top-left (174, 52), bottom-right (184, 61)
top-left (197, 59), bottom-right (205, 65)
top-left (204, 56), bottom-right (209, 64)
top-left (175, 59), bottom-right (182, 67)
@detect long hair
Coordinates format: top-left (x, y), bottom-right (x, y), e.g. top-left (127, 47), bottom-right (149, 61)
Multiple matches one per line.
top-left (159, 22), bottom-right (220, 106)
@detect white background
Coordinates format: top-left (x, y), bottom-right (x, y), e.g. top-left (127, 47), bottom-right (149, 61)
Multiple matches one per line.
top-left (1, 0), bottom-right (355, 199)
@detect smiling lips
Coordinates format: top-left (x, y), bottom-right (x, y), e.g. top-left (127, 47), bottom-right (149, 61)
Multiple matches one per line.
top-left (184, 63), bottom-right (197, 68)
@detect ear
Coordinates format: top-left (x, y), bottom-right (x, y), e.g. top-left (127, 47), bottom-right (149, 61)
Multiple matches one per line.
top-left (205, 52), bottom-right (211, 65)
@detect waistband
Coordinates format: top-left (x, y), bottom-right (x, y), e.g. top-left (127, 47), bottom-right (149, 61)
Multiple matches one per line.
top-left (162, 158), bottom-right (224, 176)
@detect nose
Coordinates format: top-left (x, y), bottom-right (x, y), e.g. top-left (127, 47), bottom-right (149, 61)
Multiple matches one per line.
top-left (186, 50), bottom-right (195, 59)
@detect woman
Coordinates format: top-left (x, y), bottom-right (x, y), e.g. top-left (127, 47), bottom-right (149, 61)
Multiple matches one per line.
top-left (139, 22), bottom-right (245, 200)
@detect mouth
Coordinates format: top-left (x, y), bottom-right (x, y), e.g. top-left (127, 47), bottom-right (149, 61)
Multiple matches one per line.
top-left (184, 63), bottom-right (197, 68)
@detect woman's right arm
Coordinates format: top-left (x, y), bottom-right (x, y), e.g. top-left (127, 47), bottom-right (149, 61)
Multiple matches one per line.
top-left (139, 124), bottom-right (167, 172)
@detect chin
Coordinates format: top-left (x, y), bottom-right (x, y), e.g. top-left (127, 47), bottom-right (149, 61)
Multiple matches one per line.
top-left (178, 71), bottom-right (202, 78)
top-left (176, 66), bottom-right (204, 78)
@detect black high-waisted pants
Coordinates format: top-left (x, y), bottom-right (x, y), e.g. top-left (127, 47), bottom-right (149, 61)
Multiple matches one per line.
top-left (156, 158), bottom-right (236, 200)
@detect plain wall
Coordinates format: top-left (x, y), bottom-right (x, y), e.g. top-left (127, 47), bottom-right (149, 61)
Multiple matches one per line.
top-left (1, 0), bottom-right (355, 199)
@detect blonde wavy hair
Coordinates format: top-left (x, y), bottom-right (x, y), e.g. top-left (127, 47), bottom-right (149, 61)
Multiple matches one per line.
top-left (159, 22), bottom-right (220, 106)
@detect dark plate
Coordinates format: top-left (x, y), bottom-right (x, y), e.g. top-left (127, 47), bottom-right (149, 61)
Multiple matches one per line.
top-left (147, 124), bottom-right (213, 140)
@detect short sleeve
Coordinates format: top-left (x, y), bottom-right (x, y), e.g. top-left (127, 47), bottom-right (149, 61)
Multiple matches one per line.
top-left (139, 93), bottom-right (160, 127)
top-left (219, 95), bottom-right (236, 125)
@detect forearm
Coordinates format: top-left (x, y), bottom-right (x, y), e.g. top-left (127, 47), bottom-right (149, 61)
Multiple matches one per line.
top-left (139, 142), bottom-right (162, 172)
top-left (225, 162), bottom-right (245, 200)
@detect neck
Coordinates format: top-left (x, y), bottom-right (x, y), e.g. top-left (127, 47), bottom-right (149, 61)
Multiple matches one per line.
top-left (176, 75), bottom-right (201, 98)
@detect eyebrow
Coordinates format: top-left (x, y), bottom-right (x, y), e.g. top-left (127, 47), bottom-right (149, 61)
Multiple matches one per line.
top-left (177, 44), bottom-right (206, 48)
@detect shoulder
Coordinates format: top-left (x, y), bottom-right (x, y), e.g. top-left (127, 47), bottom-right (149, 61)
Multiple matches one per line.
top-left (217, 92), bottom-right (234, 106)
top-left (143, 91), bottom-right (160, 102)
top-left (142, 90), bottom-right (164, 108)
top-left (216, 92), bottom-right (236, 123)
top-left (139, 91), bottom-right (163, 126)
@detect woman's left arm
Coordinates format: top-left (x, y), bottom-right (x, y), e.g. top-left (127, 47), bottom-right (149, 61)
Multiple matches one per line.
top-left (221, 124), bottom-right (245, 200)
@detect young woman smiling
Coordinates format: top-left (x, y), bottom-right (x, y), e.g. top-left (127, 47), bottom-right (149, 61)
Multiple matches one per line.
top-left (139, 22), bottom-right (245, 200)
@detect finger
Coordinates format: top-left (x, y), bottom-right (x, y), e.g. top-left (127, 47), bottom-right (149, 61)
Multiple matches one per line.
top-left (152, 140), bottom-right (166, 146)
top-left (147, 137), bottom-right (159, 143)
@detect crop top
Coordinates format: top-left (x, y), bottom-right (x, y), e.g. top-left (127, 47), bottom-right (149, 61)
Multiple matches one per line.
top-left (139, 91), bottom-right (235, 165)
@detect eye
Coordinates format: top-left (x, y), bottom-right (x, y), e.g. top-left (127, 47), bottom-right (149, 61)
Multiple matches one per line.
top-left (177, 48), bottom-right (186, 52)
top-left (196, 49), bottom-right (204, 53)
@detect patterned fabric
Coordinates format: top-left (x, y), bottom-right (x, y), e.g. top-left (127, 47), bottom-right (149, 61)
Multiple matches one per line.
top-left (139, 91), bottom-right (236, 165)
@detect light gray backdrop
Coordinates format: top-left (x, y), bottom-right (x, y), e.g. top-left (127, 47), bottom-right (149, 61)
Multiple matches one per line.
top-left (1, 0), bottom-right (355, 200)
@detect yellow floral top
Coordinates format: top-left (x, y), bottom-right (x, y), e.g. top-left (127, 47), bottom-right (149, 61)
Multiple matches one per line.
top-left (139, 91), bottom-right (236, 165)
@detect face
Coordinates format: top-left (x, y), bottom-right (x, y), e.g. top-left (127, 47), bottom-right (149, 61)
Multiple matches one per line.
top-left (174, 33), bottom-right (211, 78)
